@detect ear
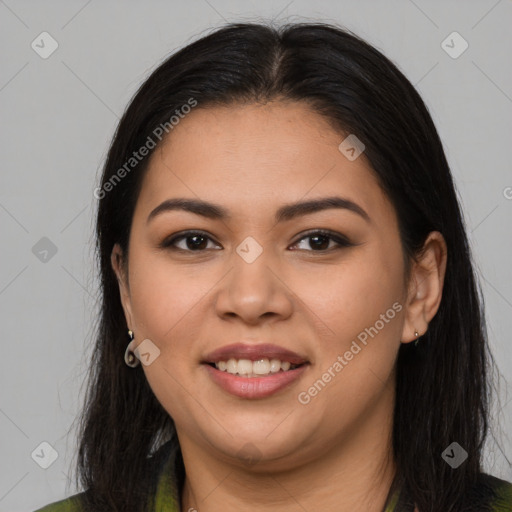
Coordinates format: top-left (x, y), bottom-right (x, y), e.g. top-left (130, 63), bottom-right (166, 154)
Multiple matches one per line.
top-left (111, 243), bottom-right (134, 330)
top-left (401, 231), bottom-right (447, 343)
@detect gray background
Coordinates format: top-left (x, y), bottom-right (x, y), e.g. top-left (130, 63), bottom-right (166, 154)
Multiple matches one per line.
top-left (1, 1), bottom-right (511, 510)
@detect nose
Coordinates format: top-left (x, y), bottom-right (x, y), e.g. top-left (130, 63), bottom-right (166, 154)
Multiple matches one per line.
top-left (213, 247), bottom-right (294, 326)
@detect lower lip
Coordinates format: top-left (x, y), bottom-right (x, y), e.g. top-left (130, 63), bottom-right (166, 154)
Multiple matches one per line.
top-left (204, 364), bottom-right (309, 399)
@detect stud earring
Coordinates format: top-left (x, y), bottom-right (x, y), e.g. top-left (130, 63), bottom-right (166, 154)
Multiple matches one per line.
top-left (124, 329), bottom-right (140, 367)
top-left (414, 329), bottom-right (420, 347)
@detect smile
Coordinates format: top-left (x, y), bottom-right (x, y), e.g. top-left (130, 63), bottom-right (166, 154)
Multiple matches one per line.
top-left (203, 361), bottom-right (309, 399)
top-left (211, 357), bottom-right (303, 377)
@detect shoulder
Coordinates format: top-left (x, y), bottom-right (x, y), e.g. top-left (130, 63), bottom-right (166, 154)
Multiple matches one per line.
top-left (33, 491), bottom-right (87, 512)
top-left (33, 441), bottom-right (179, 512)
top-left (474, 473), bottom-right (512, 511)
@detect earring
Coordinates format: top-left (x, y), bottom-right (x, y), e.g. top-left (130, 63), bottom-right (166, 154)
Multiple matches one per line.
top-left (414, 329), bottom-right (420, 347)
top-left (124, 329), bottom-right (140, 367)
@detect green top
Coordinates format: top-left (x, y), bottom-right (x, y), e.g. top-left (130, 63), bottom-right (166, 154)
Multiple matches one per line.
top-left (34, 447), bottom-right (512, 512)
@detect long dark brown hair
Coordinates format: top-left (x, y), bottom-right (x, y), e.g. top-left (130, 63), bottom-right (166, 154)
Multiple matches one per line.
top-left (73, 21), bottom-right (498, 511)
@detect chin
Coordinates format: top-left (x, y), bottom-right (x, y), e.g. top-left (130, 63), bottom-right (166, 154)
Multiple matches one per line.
top-left (207, 422), bottom-right (312, 464)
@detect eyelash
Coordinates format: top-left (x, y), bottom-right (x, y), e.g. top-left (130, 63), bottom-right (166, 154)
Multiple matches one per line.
top-left (160, 229), bottom-right (354, 253)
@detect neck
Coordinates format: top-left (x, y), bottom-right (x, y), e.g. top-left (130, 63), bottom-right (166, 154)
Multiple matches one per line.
top-left (177, 390), bottom-right (397, 512)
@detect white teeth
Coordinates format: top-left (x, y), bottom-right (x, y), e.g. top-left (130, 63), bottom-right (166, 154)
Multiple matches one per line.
top-left (253, 358), bottom-right (270, 375)
top-left (226, 359), bottom-right (237, 373)
top-left (214, 358), bottom-right (301, 376)
top-left (281, 361), bottom-right (291, 371)
top-left (237, 359), bottom-right (253, 375)
top-left (269, 359), bottom-right (281, 373)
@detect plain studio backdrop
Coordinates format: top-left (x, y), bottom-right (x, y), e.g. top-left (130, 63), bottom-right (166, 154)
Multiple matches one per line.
top-left (0, 1), bottom-right (511, 510)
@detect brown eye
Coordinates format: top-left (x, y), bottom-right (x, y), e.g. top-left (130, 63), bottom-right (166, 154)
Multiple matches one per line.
top-left (290, 230), bottom-right (354, 252)
top-left (160, 231), bottom-right (221, 252)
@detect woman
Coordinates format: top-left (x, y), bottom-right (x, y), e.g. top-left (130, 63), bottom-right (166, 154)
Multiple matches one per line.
top-left (35, 21), bottom-right (512, 512)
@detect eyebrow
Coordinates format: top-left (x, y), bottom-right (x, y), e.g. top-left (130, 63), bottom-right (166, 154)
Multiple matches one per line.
top-left (147, 196), bottom-right (371, 225)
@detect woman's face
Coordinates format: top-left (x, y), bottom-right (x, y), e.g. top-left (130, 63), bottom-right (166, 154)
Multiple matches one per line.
top-left (113, 101), bottom-right (416, 470)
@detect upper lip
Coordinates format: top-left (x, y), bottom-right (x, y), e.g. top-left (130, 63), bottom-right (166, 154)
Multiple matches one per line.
top-left (203, 343), bottom-right (309, 365)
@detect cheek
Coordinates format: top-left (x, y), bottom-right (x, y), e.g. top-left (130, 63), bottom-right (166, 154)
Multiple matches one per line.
top-left (297, 267), bottom-right (402, 423)
top-left (128, 256), bottom-right (208, 421)
top-left (296, 249), bottom-right (404, 347)
top-left (302, 249), bottom-right (404, 412)
top-left (127, 249), bottom-right (204, 339)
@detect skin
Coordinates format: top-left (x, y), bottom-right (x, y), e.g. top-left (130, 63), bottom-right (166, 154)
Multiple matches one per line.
top-left (111, 101), bottom-right (447, 512)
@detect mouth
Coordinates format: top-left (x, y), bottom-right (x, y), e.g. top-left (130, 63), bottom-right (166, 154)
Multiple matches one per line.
top-left (202, 343), bottom-right (310, 398)
top-left (205, 358), bottom-right (305, 378)
top-left (202, 342), bottom-right (309, 377)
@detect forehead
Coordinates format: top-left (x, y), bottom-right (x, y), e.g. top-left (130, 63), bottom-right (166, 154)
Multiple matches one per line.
top-left (135, 101), bottom-right (393, 225)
